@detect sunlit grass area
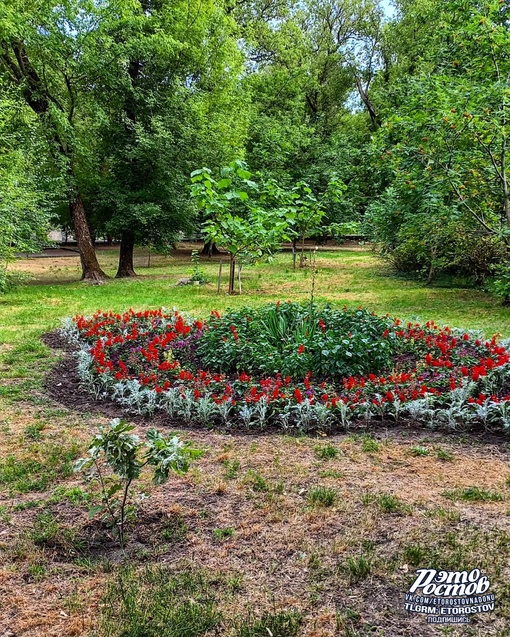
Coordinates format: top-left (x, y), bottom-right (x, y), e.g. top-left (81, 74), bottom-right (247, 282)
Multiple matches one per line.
top-left (3, 243), bottom-right (509, 348)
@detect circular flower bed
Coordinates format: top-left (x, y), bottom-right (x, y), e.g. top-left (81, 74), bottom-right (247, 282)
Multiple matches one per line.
top-left (64, 303), bottom-right (510, 432)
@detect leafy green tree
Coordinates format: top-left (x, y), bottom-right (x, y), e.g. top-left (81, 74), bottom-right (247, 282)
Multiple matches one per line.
top-left (366, 0), bottom-right (510, 288)
top-left (0, 92), bottom-right (57, 290)
top-left (191, 162), bottom-right (290, 293)
top-left (90, 0), bottom-right (247, 277)
top-left (0, 0), bottom-right (109, 280)
top-left (287, 178), bottom-right (346, 268)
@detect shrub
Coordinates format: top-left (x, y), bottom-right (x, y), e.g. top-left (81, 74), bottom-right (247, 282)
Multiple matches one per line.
top-left (74, 419), bottom-right (200, 547)
top-left (197, 303), bottom-right (396, 379)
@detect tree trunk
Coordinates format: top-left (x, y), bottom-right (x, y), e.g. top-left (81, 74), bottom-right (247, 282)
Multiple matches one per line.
top-left (202, 240), bottom-right (220, 256)
top-left (116, 239), bottom-right (136, 278)
top-left (69, 192), bottom-right (107, 281)
top-left (355, 77), bottom-right (381, 130)
top-left (228, 254), bottom-right (236, 294)
top-left (299, 235), bottom-right (306, 268)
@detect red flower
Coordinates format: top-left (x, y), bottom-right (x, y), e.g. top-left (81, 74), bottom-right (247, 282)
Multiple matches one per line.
top-left (298, 344), bottom-right (305, 355)
top-left (294, 388), bottom-right (303, 403)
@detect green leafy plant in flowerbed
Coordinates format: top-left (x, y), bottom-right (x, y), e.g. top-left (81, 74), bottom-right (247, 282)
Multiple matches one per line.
top-left (62, 302), bottom-right (510, 432)
top-left (197, 304), bottom-right (396, 379)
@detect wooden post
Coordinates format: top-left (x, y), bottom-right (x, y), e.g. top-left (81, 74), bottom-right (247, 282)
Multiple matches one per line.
top-left (238, 263), bottom-right (242, 294)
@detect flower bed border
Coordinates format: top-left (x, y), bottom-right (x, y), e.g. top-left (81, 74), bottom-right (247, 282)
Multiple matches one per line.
top-left (61, 306), bottom-right (510, 434)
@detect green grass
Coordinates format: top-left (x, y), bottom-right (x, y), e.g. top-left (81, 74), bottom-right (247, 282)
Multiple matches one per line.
top-left (236, 611), bottom-right (302, 637)
top-left (360, 435), bottom-right (380, 453)
top-left (2, 245), bottom-right (510, 635)
top-left (398, 528), bottom-right (510, 575)
top-left (0, 441), bottom-right (81, 494)
top-left (98, 567), bottom-right (222, 637)
top-left (308, 486), bottom-right (337, 507)
top-left (314, 443), bottom-right (339, 460)
top-left (2, 246), bottom-right (509, 357)
top-left (243, 470), bottom-right (269, 493)
top-left (212, 527), bottom-right (235, 540)
top-left (362, 492), bottom-right (412, 515)
top-left (161, 515), bottom-right (188, 544)
top-left (409, 445), bottom-right (430, 457)
top-left (442, 486), bottom-right (504, 502)
top-left (97, 565), bottom-right (301, 637)
top-left (344, 554), bottom-right (373, 582)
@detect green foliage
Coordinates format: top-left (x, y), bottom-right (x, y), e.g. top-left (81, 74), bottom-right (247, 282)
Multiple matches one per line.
top-left (0, 94), bottom-right (56, 291)
top-left (0, 442), bottom-right (80, 494)
top-left (362, 493), bottom-right (412, 514)
top-left (308, 486), bottom-right (337, 507)
top-left (361, 436), bottom-right (380, 453)
top-left (190, 251), bottom-right (208, 285)
top-left (98, 567), bottom-right (222, 637)
top-left (314, 443), bottom-right (339, 460)
top-left (197, 302), bottom-right (395, 380)
top-left (93, 0), bottom-right (247, 254)
top-left (223, 459), bottom-right (241, 480)
top-left (367, 0), bottom-right (510, 290)
top-left (344, 554), bottom-right (373, 582)
top-left (161, 515), bottom-right (188, 545)
top-left (409, 445), bottom-right (430, 457)
top-left (244, 470), bottom-right (269, 493)
top-left (74, 418), bottom-right (200, 547)
top-left (443, 486), bottom-right (504, 503)
top-left (212, 527), bottom-right (235, 540)
top-left (491, 263), bottom-right (510, 305)
top-left (436, 448), bottom-right (454, 462)
top-left (235, 611), bottom-right (302, 637)
top-left (191, 161), bottom-right (291, 292)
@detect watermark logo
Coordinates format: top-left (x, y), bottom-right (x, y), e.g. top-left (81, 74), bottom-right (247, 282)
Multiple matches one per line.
top-left (404, 568), bottom-right (495, 624)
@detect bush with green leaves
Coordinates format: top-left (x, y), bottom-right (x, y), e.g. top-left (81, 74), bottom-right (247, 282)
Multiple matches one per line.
top-left (197, 302), bottom-right (396, 380)
top-left (491, 262), bottom-right (510, 306)
top-left (74, 419), bottom-right (200, 547)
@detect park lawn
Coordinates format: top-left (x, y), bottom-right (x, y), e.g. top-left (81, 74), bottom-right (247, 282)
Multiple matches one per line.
top-left (3, 243), bottom-right (510, 345)
top-left (1, 244), bottom-right (510, 636)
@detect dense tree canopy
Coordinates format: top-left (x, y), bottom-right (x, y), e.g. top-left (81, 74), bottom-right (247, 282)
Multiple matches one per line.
top-left (1, 0), bottom-right (510, 299)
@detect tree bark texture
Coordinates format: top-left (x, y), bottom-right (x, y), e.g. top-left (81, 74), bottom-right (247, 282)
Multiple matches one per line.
top-left (116, 239), bottom-right (136, 278)
top-left (69, 191), bottom-right (107, 281)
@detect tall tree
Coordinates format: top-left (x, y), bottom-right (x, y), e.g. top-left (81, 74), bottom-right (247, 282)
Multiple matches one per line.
top-left (366, 0), bottom-right (510, 283)
top-left (0, 90), bottom-right (56, 290)
top-left (90, 0), bottom-right (247, 276)
top-left (0, 0), bottom-right (108, 280)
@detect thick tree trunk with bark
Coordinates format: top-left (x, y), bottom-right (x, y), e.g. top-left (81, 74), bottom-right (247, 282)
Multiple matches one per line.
top-left (202, 240), bottom-right (220, 256)
top-left (116, 239), bottom-right (136, 277)
top-left (69, 191), bottom-right (107, 281)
